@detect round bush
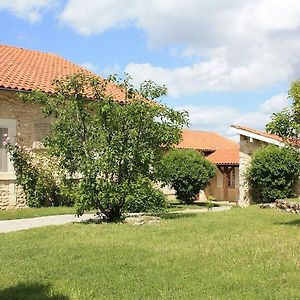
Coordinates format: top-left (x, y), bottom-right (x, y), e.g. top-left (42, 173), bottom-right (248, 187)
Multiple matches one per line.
top-left (247, 145), bottom-right (300, 203)
top-left (157, 149), bottom-right (216, 204)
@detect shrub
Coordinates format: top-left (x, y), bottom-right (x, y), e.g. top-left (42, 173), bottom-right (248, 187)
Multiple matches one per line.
top-left (124, 177), bottom-right (166, 213)
top-left (247, 145), bottom-right (300, 203)
top-left (4, 142), bottom-right (60, 207)
top-left (157, 149), bottom-right (216, 204)
top-left (4, 140), bottom-right (71, 208)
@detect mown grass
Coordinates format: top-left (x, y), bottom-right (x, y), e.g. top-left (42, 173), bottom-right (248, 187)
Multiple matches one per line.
top-left (0, 206), bottom-right (76, 220)
top-left (0, 206), bottom-right (299, 299)
top-left (166, 199), bottom-right (221, 212)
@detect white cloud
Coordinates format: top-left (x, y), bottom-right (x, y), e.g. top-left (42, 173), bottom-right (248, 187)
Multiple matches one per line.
top-left (60, 0), bottom-right (300, 93)
top-left (81, 62), bottom-right (99, 73)
top-left (0, 0), bottom-right (57, 22)
top-left (99, 63), bottom-right (121, 77)
top-left (259, 93), bottom-right (289, 113)
top-left (176, 93), bottom-right (289, 139)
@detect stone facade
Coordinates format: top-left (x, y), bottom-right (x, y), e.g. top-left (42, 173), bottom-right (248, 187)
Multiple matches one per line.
top-left (0, 90), bottom-right (51, 209)
top-left (238, 135), bottom-right (268, 206)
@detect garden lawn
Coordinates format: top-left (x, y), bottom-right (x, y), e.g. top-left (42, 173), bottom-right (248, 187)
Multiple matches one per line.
top-left (0, 206), bottom-right (299, 300)
top-left (0, 206), bottom-right (76, 220)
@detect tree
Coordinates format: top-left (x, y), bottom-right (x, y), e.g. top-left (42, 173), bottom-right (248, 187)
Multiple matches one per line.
top-left (246, 145), bottom-right (300, 203)
top-left (266, 81), bottom-right (300, 148)
top-left (157, 149), bottom-right (216, 204)
top-left (21, 72), bottom-right (188, 220)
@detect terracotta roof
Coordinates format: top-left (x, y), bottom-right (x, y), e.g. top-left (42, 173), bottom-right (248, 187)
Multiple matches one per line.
top-left (207, 149), bottom-right (239, 166)
top-left (0, 44), bottom-right (125, 101)
top-left (177, 129), bottom-right (239, 165)
top-left (231, 125), bottom-right (283, 142)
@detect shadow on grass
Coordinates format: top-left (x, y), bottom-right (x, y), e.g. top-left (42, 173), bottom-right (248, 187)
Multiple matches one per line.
top-left (79, 212), bottom-right (199, 223)
top-left (159, 212), bottom-right (198, 220)
top-left (0, 283), bottom-right (69, 300)
top-left (275, 219), bottom-right (300, 227)
top-left (167, 202), bottom-right (220, 209)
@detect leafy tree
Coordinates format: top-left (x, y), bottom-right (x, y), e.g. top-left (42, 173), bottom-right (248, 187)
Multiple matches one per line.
top-left (21, 73), bottom-right (188, 220)
top-left (247, 145), bottom-right (300, 203)
top-left (267, 81), bottom-right (300, 148)
top-left (157, 149), bottom-right (216, 204)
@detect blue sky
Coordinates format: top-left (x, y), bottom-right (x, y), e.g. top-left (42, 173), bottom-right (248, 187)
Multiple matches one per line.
top-left (1, 0), bottom-right (299, 139)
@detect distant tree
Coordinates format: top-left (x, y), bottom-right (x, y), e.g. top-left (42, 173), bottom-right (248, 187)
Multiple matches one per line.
top-left (21, 73), bottom-right (189, 220)
top-left (247, 145), bottom-right (300, 203)
top-left (266, 81), bottom-right (300, 148)
top-left (157, 149), bottom-right (216, 204)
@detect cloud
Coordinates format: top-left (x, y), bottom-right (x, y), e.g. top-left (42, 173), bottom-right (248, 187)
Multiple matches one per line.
top-left (81, 62), bottom-right (99, 73)
top-left (176, 93), bottom-right (289, 139)
top-left (99, 63), bottom-right (121, 77)
top-left (60, 0), bottom-right (300, 93)
top-left (0, 0), bottom-right (57, 23)
top-left (259, 93), bottom-right (289, 113)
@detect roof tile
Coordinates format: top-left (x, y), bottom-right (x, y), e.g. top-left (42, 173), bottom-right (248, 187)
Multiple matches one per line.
top-left (177, 129), bottom-right (239, 165)
top-left (0, 44), bottom-right (125, 101)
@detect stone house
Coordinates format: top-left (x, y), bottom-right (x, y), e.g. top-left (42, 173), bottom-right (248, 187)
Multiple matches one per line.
top-left (0, 44), bottom-right (125, 210)
top-left (231, 124), bottom-right (300, 206)
top-left (173, 129), bottom-right (240, 202)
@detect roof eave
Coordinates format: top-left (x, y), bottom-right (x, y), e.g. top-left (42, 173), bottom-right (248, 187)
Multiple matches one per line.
top-left (231, 126), bottom-right (285, 147)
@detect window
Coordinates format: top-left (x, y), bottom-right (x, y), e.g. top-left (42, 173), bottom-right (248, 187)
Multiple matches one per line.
top-left (0, 127), bottom-right (8, 171)
top-left (228, 168), bottom-right (236, 188)
top-left (0, 119), bottom-right (16, 173)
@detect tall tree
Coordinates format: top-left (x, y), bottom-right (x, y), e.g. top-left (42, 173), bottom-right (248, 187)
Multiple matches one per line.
top-left (266, 81), bottom-right (300, 148)
top-left (22, 73), bottom-right (188, 220)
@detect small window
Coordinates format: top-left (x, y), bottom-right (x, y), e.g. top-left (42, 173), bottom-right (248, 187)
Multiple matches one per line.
top-left (0, 127), bottom-right (8, 172)
top-left (228, 168), bottom-right (236, 188)
top-left (0, 119), bottom-right (17, 173)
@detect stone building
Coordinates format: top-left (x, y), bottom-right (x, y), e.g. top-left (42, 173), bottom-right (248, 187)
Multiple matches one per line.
top-left (231, 124), bottom-right (300, 206)
top-left (174, 129), bottom-right (240, 202)
top-left (0, 44), bottom-right (124, 210)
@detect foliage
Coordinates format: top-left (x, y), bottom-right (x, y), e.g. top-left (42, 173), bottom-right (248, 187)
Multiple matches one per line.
top-left (247, 145), bottom-right (300, 203)
top-left (157, 149), bottom-right (216, 204)
top-left (266, 80), bottom-right (300, 148)
top-left (124, 177), bottom-right (166, 213)
top-left (4, 140), bottom-right (67, 208)
top-left (21, 72), bottom-right (188, 220)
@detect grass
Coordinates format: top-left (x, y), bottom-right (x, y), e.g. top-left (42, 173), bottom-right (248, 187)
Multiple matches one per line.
top-left (166, 201), bottom-right (220, 212)
top-left (0, 206), bottom-right (300, 299)
top-left (0, 206), bottom-right (76, 220)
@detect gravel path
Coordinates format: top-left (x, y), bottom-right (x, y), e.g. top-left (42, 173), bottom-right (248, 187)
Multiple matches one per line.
top-left (0, 206), bottom-right (232, 233)
top-left (0, 214), bottom-right (96, 233)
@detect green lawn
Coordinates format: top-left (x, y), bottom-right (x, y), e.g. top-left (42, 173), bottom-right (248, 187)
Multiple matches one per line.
top-left (0, 206), bottom-right (76, 220)
top-left (0, 202), bottom-right (218, 220)
top-left (166, 201), bottom-right (220, 212)
top-left (0, 206), bottom-right (299, 299)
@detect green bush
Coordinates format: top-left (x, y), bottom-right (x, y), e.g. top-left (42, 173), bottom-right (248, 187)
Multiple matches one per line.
top-left (5, 142), bottom-right (70, 208)
top-left (247, 145), bottom-right (300, 203)
top-left (157, 149), bottom-right (216, 204)
top-left (124, 177), bottom-right (166, 213)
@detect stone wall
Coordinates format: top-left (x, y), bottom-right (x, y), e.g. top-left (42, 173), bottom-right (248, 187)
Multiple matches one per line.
top-left (238, 135), bottom-right (268, 206)
top-left (0, 90), bottom-right (51, 209)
